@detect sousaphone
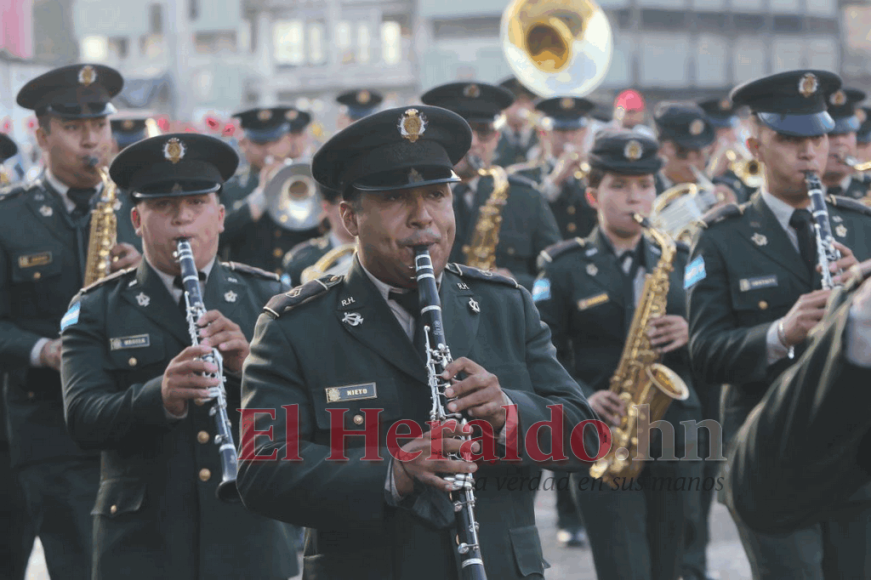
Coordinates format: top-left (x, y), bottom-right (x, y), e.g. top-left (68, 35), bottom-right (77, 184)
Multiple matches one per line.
top-left (263, 161), bottom-right (322, 231)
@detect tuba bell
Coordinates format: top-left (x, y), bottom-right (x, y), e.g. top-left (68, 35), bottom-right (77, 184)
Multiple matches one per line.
top-left (501, 0), bottom-right (613, 98)
top-left (262, 160), bottom-right (323, 231)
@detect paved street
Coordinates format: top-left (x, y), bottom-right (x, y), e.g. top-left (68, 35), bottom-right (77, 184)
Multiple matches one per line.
top-left (25, 475), bottom-right (751, 580)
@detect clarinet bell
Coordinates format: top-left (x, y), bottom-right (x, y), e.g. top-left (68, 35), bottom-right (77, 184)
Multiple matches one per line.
top-left (217, 479), bottom-right (241, 503)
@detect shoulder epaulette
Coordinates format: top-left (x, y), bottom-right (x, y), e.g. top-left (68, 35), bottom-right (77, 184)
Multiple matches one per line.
top-left (445, 263), bottom-right (519, 288)
top-left (222, 261), bottom-right (280, 281)
top-left (700, 202), bottom-right (746, 228)
top-left (507, 172), bottom-right (539, 190)
top-left (827, 194), bottom-right (871, 217)
top-left (80, 267), bottom-right (135, 295)
top-left (536, 237), bottom-right (586, 271)
top-left (263, 275), bottom-right (343, 318)
top-left (0, 181), bottom-right (35, 201)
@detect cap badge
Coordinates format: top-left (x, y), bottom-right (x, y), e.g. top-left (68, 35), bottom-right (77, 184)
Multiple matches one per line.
top-left (358, 90), bottom-right (371, 104)
top-left (257, 109), bottom-right (273, 122)
top-left (399, 109), bottom-right (427, 143)
top-left (689, 119), bottom-right (705, 136)
top-left (719, 98), bottom-right (731, 111)
top-left (857, 109), bottom-right (867, 124)
top-left (830, 90), bottom-right (847, 106)
top-left (408, 168), bottom-right (424, 184)
top-left (624, 139), bottom-right (643, 161)
top-left (164, 138), bottom-right (185, 164)
top-left (560, 97), bottom-right (574, 110)
top-left (751, 232), bottom-right (768, 247)
top-left (78, 65), bottom-right (96, 87)
top-left (121, 119), bottom-right (135, 130)
top-left (171, 183), bottom-right (184, 193)
top-left (799, 73), bottom-right (818, 99)
top-left (463, 84), bottom-right (481, 98)
top-left (285, 109), bottom-right (299, 121)
top-left (836, 224), bottom-right (848, 237)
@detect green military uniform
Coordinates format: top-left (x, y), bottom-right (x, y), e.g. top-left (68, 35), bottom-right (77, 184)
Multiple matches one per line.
top-left (495, 77), bottom-right (540, 167)
top-left (0, 64), bottom-right (137, 580)
top-left (687, 70), bottom-right (871, 578)
top-left (725, 267), bottom-right (871, 537)
top-left (514, 160), bottom-right (595, 240)
top-left (281, 233), bottom-right (333, 287)
top-left (828, 174), bottom-right (871, 201)
top-left (60, 132), bottom-right (299, 580)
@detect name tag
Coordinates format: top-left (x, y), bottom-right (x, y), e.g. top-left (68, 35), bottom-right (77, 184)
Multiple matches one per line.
top-left (18, 252), bottom-right (52, 268)
top-left (325, 382), bottom-right (377, 404)
top-left (109, 334), bottom-right (151, 350)
top-left (739, 275), bottom-right (778, 292)
top-left (577, 293), bottom-right (609, 311)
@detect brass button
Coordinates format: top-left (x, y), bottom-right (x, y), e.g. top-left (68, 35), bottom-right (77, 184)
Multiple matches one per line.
top-left (567, 206), bottom-right (576, 215)
top-left (274, 230), bottom-right (282, 238)
top-left (353, 414), bottom-right (364, 425)
top-left (567, 223), bottom-right (577, 233)
top-left (33, 272), bottom-right (41, 280)
top-left (27, 391), bottom-right (35, 399)
top-left (110, 505), bottom-right (117, 515)
top-left (197, 431), bottom-right (210, 444)
top-left (507, 247), bottom-right (516, 256)
top-left (195, 398), bottom-right (206, 406)
top-left (758, 301), bottom-right (768, 310)
top-left (273, 248), bottom-right (283, 258)
top-left (199, 468), bottom-right (211, 482)
top-left (128, 357), bottom-right (137, 367)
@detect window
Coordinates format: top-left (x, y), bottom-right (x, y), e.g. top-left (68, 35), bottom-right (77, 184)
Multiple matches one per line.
top-left (309, 22), bottom-right (326, 64)
top-left (772, 37), bottom-right (803, 71)
top-left (381, 21), bottom-right (401, 65)
top-left (733, 38), bottom-right (766, 82)
top-left (639, 33), bottom-right (690, 87)
top-left (150, 4), bottom-right (163, 35)
top-left (806, 37), bottom-right (838, 70)
top-left (336, 20), bottom-right (354, 63)
top-left (108, 37), bottom-right (129, 59)
top-left (731, 0), bottom-right (764, 11)
top-left (602, 33), bottom-right (633, 88)
top-left (356, 23), bottom-right (371, 64)
top-left (195, 31), bottom-right (237, 54)
top-left (274, 20), bottom-right (305, 65)
top-left (189, 0), bottom-right (199, 21)
top-left (695, 35), bottom-right (728, 87)
top-left (140, 34), bottom-right (164, 58)
top-left (81, 36), bottom-right (108, 60)
top-left (770, 0), bottom-right (801, 14)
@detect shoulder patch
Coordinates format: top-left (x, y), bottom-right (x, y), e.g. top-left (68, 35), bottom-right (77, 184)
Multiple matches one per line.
top-left (263, 275), bottom-right (343, 318)
top-left (222, 261), bottom-right (280, 281)
top-left (445, 263), bottom-right (520, 288)
top-left (80, 267), bottom-right (135, 295)
top-left (700, 202), bottom-right (746, 228)
top-left (536, 237), bottom-right (585, 271)
top-left (827, 194), bottom-right (871, 218)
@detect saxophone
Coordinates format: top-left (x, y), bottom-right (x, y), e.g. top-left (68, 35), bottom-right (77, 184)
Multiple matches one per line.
top-left (461, 156), bottom-right (510, 271)
top-left (588, 215), bottom-right (690, 488)
top-left (83, 156), bottom-right (118, 287)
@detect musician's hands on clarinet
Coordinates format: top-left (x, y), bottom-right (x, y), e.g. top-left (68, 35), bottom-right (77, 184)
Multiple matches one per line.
top-left (196, 310), bottom-right (250, 373)
top-left (780, 290), bottom-right (832, 348)
top-left (442, 357), bottom-right (508, 430)
top-left (822, 240), bottom-right (858, 285)
top-left (160, 344), bottom-right (222, 416)
top-left (392, 426), bottom-right (481, 496)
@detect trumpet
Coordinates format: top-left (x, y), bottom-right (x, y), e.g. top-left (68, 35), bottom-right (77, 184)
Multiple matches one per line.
top-left (707, 142), bottom-right (764, 189)
top-left (547, 144), bottom-right (590, 183)
top-left (836, 153), bottom-right (871, 173)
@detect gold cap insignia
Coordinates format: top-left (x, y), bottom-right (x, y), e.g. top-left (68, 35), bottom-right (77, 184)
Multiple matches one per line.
top-left (121, 119), bottom-right (135, 130)
top-left (398, 109), bottom-right (427, 143)
top-left (164, 138), bottom-right (185, 164)
top-left (408, 168), bottom-right (424, 183)
top-left (719, 98), bottom-right (731, 111)
top-left (560, 97), bottom-right (574, 110)
top-left (858, 109), bottom-right (867, 124)
top-left (257, 109), bottom-right (272, 122)
top-left (463, 84), bottom-right (481, 98)
top-left (799, 73), bottom-right (818, 98)
top-left (689, 119), bottom-right (705, 136)
top-left (171, 183), bottom-right (184, 193)
top-left (830, 90), bottom-right (847, 106)
top-left (285, 109), bottom-right (299, 121)
top-left (624, 139), bottom-right (643, 161)
top-left (78, 65), bottom-right (96, 87)
top-left (358, 90), bottom-right (371, 104)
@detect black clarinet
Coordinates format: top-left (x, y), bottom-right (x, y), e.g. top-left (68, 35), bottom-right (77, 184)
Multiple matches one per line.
top-left (805, 171), bottom-right (843, 289)
top-left (175, 239), bottom-right (240, 503)
top-left (413, 246), bottom-right (487, 580)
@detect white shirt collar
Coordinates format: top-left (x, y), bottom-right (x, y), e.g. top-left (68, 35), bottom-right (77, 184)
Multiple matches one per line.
top-left (44, 168), bottom-right (104, 214)
top-left (150, 257), bottom-right (217, 302)
top-left (358, 254), bottom-right (444, 300)
top-left (760, 187), bottom-right (801, 234)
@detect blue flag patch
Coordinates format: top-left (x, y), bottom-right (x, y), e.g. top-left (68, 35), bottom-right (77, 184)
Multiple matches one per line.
top-left (532, 278), bottom-right (551, 302)
top-left (684, 256), bottom-right (706, 289)
top-left (60, 302), bottom-right (80, 331)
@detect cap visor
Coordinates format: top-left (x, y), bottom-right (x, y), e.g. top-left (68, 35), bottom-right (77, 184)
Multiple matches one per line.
top-left (131, 183), bottom-right (222, 199)
top-left (829, 116), bottom-right (860, 135)
top-left (45, 103), bottom-right (116, 119)
top-left (244, 125), bottom-right (290, 144)
top-left (756, 111), bottom-right (834, 137)
top-left (353, 173), bottom-right (462, 192)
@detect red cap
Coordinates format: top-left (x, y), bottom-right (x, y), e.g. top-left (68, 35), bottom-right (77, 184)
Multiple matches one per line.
top-left (157, 116), bottom-right (171, 132)
top-left (614, 89), bottom-right (645, 112)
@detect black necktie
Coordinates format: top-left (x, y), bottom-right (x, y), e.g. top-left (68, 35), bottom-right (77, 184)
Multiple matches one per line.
top-left (789, 209), bottom-right (817, 277)
top-left (389, 289), bottom-right (427, 358)
top-left (68, 187), bottom-right (96, 219)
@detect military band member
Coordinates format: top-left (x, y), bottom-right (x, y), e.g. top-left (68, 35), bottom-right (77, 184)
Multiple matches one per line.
top-left (238, 105), bottom-right (597, 580)
top-left (0, 64), bottom-right (141, 579)
top-left (495, 76), bottom-right (540, 166)
top-left (699, 97), bottom-right (756, 204)
top-left (822, 88), bottom-right (870, 200)
top-left (607, 89), bottom-right (656, 138)
top-left (686, 69), bottom-right (871, 579)
top-left (421, 81), bottom-right (561, 290)
top-left (220, 105), bottom-right (319, 273)
top-left (335, 89), bottom-right (383, 130)
top-left (856, 106), bottom-right (871, 163)
top-left (725, 261), bottom-right (871, 534)
top-left (110, 115), bottom-right (150, 153)
top-left (60, 133), bottom-right (298, 580)
top-left (0, 133), bottom-right (18, 186)
top-left (512, 96), bottom-right (597, 239)
top-left (535, 130), bottom-right (702, 580)
top-left (281, 185), bottom-right (355, 287)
